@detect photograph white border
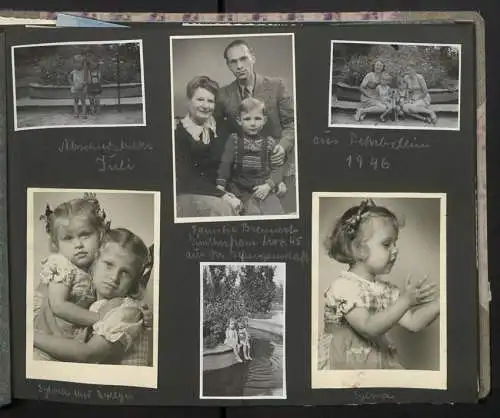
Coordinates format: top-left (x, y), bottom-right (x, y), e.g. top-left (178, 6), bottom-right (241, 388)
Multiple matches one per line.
top-left (25, 187), bottom-right (161, 389)
top-left (310, 191), bottom-right (447, 390)
top-left (169, 32), bottom-right (300, 224)
top-left (12, 39), bottom-right (147, 131)
top-left (328, 40), bottom-right (462, 131)
top-left (199, 261), bottom-right (287, 400)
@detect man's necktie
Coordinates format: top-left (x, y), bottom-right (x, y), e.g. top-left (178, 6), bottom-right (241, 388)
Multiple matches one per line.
top-left (242, 86), bottom-right (251, 99)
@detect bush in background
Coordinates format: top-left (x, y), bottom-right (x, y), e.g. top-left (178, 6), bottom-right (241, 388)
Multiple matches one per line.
top-left (202, 264), bottom-right (280, 348)
top-left (15, 43), bottom-right (142, 86)
top-left (202, 265), bottom-right (246, 348)
top-left (332, 43), bottom-right (460, 89)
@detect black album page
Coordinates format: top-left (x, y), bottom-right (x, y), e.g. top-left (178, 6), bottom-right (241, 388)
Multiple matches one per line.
top-left (4, 22), bottom-right (477, 406)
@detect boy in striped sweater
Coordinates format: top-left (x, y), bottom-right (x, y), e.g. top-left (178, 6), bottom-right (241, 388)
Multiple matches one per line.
top-left (216, 97), bottom-right (286, 215)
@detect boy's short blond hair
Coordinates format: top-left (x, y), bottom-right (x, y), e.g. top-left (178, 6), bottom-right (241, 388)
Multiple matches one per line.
top-left (238, 97), bottom-right (268, 117)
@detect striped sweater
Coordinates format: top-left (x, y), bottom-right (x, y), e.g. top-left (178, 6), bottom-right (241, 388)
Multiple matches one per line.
top-left (216, 133), bottom-right (284, 191)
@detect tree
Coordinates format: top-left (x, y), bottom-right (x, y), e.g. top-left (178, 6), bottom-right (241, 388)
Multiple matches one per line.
top-left (239, 265), bottom-right (277, 314)
top-left (273, 282), bottom-right (284, 306)
top-left (202, 265), bottom-right (247, 348)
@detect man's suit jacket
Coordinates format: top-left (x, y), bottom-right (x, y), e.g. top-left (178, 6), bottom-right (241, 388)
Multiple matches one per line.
top-left (216, 73), bottom-right (295, 155)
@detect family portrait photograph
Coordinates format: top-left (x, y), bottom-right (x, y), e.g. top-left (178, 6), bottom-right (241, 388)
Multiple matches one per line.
top-left (25, 188), bottom-right (160, 388)
top-left (200, 262), bottom-right (286, 399)
top-left (310, 192), bottom-right (447, 389)
top-left (328, 41), bottom-right (461, 130)
top-left (12, 40), bottom-right (146, 130)
top-left (170, 33), bottom-right (299, 223)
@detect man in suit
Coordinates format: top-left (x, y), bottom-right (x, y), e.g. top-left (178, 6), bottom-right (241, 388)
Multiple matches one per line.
top-left (216, 39), bottom-right (296, 213)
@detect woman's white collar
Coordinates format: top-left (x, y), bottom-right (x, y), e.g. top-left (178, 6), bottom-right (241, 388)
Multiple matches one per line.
top-left (181, 114), bottom-right (217, 142)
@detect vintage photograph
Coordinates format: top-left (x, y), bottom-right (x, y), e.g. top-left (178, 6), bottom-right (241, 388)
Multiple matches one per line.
top-left (170, 33), bottom-right (299, 223)
top-left (311, 192), bottom-right (447, 389)
top-left (25, 188), bottom-right (160, 388)
top-left (12, 40), bottom-right (146, 130)
top-left (200, 262), bottom-right (286, 399)
top-left (329, 41), bottom-right (461, 130)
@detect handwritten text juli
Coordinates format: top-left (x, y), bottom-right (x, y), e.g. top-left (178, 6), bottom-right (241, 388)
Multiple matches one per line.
top-left (57, 138), bottom-right (154, 173)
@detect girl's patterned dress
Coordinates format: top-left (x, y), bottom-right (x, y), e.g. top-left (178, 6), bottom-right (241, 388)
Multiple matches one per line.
top-left (33, 253), bottom-right (96, 361)
top-left (317, 270), bottom-right (404, 370)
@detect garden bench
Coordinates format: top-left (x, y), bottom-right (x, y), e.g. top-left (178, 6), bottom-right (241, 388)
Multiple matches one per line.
top-left (332, 97), bottom-right (459, 114)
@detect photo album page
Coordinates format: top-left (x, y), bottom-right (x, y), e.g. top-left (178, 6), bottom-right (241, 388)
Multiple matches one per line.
top-left (2, 20), bottom-right (480, 406)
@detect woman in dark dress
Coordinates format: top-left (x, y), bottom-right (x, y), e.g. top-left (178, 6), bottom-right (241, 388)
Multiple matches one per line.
top-left (175, 76), bottom-right (242, 218)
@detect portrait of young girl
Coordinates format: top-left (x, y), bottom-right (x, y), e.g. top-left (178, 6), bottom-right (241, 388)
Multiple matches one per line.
top-left (311, 193), bottom-right (446, 390)
top-left (26, 188), bottom-right (160, 389)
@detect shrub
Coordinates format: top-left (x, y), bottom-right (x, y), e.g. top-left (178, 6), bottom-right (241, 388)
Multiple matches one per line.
top-left (23, 43), bottom-right (141, 86)
top-left (333, 44), bottom-right (459, 89)
top-left (202, 266), bottom-right (247, 348)
top-left (239, 265), bottom-right (277, 315)
top-left (202, 265), bottom-right (279, 348)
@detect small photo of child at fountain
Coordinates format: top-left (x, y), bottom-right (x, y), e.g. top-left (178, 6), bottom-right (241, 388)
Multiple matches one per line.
top-left (328, 41), bottom-right (461, 131)
top-left (200, 262), bottom-right (286, 399)
top-left (12, 40), bottom-right (146, 130)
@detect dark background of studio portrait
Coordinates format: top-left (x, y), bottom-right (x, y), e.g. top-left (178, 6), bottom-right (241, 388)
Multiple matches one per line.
top-left (316, 196), bottom-right (442, 371)
top-left (171, 35), bottom-right (294, 118)
top-left (1, 1), bottom-right (499, 418)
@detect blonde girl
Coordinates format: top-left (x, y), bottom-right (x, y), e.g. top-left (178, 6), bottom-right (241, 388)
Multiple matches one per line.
top-left (237, 321), bottom-right (252, 361)
top-left (224, 317), bottom-right (243, 363)
top-left (34, 228), bottom-right (154, 365)
top-left (318, 199), bottom-right (440, 370)
top-left (33, 194), bottom-right (108, 360)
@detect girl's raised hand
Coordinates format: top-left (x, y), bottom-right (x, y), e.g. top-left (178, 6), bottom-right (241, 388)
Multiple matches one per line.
top-left (403, 274), bottom-right (438, 307)
top-left (415, 274), bottom-right (439, 305)
top-left (402, 274), bottom-right (420, 307)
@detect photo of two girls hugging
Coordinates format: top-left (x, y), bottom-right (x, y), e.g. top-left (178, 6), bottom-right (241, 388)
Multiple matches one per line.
top-left (31, 192), bottom-right (154, 367)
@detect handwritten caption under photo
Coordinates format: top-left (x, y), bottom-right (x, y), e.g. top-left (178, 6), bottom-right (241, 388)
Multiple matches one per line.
top-left (313, 131), bottom-right (431, 171)
top-left (57, 138), bottom-right (154, 173)
top-left (186, 223), bottom-right (309, 265)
